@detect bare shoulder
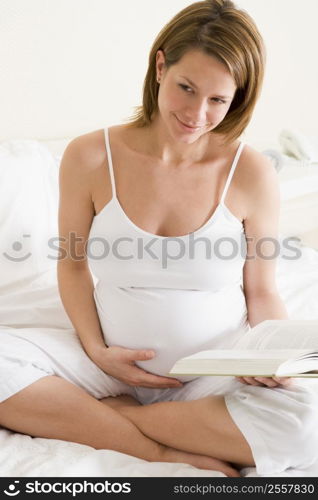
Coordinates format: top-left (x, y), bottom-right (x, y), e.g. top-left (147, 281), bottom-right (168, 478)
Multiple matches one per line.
top-left (240, 144), bottom-right (277, 182)
top-left (58, 129), bottom-right (110, 268)
top-left (238, 144), bottom-right (278, 196)
top-left (62, 128), bottom-right (107, 173)
top-left (236, 144), bottom-right (280, 228)
top-left (59, 128), bottom-right (110, 212)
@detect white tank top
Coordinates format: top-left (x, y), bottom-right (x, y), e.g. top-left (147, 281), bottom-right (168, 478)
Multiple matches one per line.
top-left (88, 127), bottom-right (248, 380)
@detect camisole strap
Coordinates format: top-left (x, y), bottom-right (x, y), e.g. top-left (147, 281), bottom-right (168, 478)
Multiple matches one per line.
top-left (104, 127), bottom-right (117, 198)
top-left (220, 141), bottom-right (245, 205)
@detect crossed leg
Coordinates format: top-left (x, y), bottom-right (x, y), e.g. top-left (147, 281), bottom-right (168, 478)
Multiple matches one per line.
top-left (100, 393), bottom-right (255, 471)
top-left (0, 376), bottom-right (241, 476)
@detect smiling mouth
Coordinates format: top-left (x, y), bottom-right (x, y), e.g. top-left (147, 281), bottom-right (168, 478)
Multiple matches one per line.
top-left (176, 116), bottom-right (203, 130)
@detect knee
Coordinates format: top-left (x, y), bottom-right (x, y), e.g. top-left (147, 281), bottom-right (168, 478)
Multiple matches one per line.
top-left (292, 390), bottom-right (318, 466)
top-left (271, 385), bottom-right (318, 470)
top-left (226, 383), bottom-right (318, 472)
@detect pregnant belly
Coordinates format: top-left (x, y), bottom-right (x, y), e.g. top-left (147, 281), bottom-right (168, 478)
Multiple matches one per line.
top-left (95, 285), bottom-right (248, 381)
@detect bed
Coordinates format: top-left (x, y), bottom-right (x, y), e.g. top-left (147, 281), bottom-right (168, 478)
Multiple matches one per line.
top-left (0, 138), bottom-right (318, 477)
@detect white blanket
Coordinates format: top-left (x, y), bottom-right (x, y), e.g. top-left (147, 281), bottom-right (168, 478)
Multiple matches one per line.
top-left (1, 246), bottom-right (318, 477)
top-left (1, 141), bottom-right (318, 477)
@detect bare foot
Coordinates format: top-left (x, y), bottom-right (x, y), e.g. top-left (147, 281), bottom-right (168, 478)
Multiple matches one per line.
top-left (163, 447), bottom-right (241, 477)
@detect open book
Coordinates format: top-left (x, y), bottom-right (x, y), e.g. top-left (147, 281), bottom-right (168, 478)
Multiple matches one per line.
top-left (169, 349), bottom-right (318, 378)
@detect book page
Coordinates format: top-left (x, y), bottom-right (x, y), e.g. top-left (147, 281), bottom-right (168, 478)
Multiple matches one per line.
top-left (276, 357), bottom-right (318, 376)
top-left (184, 349), bottom-right (310, 360)
top-left (233, 320), bottom-right (318, 351)
top-left (169, 349), bottom-right (313, 377)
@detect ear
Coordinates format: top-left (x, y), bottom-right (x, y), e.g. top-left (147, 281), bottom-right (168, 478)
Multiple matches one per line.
top-left (156, 49), bottom-right (166, 80)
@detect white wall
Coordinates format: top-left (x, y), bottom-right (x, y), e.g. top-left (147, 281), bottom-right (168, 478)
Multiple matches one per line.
top-left (240, 0), bottom-right (318, 149)
top-left (0, 0), bottom-right (317, 150)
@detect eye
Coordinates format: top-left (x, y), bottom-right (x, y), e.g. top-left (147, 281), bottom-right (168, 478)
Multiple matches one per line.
top-left (212, 98), bottom-right (226, 104)
top-left (179, 84), bottom-right (192, 93)
top-left (178, 84), bottom-right (226, 104)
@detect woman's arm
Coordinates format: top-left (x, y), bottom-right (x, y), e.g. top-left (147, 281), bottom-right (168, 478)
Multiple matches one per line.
top-left (244, 291), bottom-right (288, 328)
top-left (242, 152), bottom-right (288, 327)
top-left (57, 136), bottom-right (182, 389)
top-left (237, 151), bottom-right (290, 387)
top-left (57, 137), bottom-right (107, 359)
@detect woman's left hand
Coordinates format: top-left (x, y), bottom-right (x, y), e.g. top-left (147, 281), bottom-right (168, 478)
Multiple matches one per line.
top-left (235, 376), bottom-right (293, 387)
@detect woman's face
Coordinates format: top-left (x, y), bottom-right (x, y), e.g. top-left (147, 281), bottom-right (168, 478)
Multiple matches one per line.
top-left (155, 49), bottom-right (237, 142)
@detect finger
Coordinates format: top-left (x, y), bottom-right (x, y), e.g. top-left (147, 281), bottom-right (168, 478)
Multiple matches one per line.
top-left (254, 377), bottom-right (278, 387)
top-left (141, 382), bottom-right (183, 388)
top-left (146, 378), bottom-right (183, 388)
top-left (272, 376), bottom-right (293, 386)
top-left (126, 349), bottom-right (156, 361)
top-left (129, 366), bottom-right (183, 387)
top-left (125, 377), bottom-right (182, 388)
top-left (235, 377), bottom-right (248, 384)
top-left (139, 374), bottom-right (183, 388)
top-left (243, 377), bottom-right (264, 386)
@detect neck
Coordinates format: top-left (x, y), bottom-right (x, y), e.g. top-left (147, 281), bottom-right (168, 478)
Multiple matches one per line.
top-left (143, 116), bottom-right (222, 167)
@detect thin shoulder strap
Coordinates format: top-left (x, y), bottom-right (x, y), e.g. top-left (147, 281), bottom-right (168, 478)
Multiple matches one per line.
top-left (104, 127), bottom-right (116, 198)
top-left (220, 142), bottom-right (245, 204)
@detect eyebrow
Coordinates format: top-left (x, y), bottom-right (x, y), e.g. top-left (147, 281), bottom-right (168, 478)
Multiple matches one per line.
top-left (180, 76), bottom-right (232, 99)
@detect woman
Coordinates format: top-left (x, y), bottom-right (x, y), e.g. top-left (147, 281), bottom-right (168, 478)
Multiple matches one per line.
top-left (1, 0), bottom-right (317, 478)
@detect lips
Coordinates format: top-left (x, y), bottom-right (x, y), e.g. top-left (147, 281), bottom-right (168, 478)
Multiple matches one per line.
top-left (176, 116), bottom-right (202, 130)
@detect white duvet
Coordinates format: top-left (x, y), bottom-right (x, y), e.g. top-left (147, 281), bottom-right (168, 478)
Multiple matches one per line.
top-left (0, 141), bottom-right (318, 477)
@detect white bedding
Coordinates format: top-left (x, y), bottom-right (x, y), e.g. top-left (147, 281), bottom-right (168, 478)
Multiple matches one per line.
top-left (1, 141), bottom-right (318, 477)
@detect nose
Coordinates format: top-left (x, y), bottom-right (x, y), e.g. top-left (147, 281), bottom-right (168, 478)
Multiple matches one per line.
top-left (184, 99), bottom-right (209, 126)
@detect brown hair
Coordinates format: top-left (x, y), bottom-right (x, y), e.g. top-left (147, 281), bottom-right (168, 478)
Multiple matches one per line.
top-left (124, 0), bottom-right (266, 146)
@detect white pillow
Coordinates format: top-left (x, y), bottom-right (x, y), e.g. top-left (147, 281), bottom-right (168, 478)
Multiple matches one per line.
top-left (39, 138), bottom-right (71, 159)
top-left (0, 140), bottom-right (60, 288)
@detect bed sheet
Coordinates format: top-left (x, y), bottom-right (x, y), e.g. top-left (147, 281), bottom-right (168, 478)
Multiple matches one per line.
top-left (0, 245), bottom-right (317, 478)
